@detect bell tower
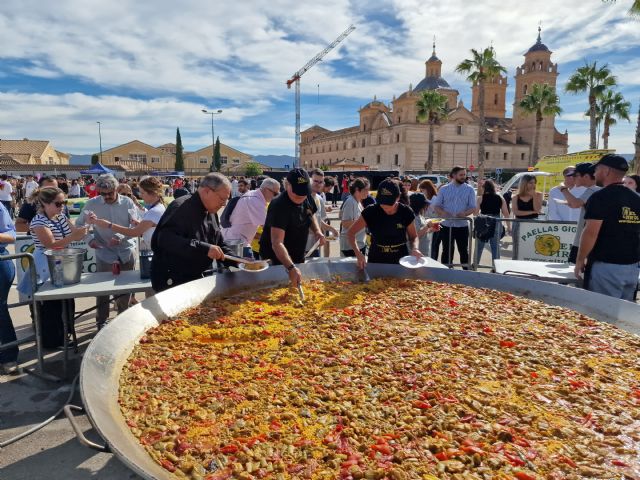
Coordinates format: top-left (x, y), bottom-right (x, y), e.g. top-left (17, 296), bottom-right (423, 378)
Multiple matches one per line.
top-left (425, 38), bottom-right (442, 78)
top-left (512, 26), bottom-right (559, 151)
top-left (471, 72), bottom-right (508, 119)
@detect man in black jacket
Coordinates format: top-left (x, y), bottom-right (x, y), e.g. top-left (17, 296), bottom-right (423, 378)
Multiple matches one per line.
top-left (150, 173), bottom-right (234, 292)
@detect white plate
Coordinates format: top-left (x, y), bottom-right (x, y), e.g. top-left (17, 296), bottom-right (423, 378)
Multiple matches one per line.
top-left (238, 261), bottom-right (270, 273)
top-left (399, 255), bottom-right (430, 269)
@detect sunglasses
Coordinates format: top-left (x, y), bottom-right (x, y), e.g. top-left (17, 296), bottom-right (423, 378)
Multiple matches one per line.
top-left (54, 201), bottom-right (67, 208)
top-left (100, 190), bottom-right (115, 197)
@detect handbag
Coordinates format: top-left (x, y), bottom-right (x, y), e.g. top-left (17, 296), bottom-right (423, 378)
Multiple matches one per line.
top-left (474, 216), bottom-right (497, 242)
top-left (17, 248), bottom-right (49, 298)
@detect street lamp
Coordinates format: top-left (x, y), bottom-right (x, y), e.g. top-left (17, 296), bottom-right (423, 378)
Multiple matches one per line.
top-left (96, 121), bottom-right (103, 164)
top-left (202, 109), bottom-right (223, 170)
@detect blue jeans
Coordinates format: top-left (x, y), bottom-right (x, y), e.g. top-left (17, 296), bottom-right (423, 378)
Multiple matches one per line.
top-left (587, 261), bottom-right (640, 301)
top-left (0, 250), bottom-right (17, 363)
top-left (475, 223), bottom-right (502, 266)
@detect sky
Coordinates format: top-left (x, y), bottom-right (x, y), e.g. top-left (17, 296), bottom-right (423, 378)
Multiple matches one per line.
top-left (0, 0), bottom-right (639, 158)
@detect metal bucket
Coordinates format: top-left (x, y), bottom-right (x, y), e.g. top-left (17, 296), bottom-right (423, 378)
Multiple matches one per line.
top-left (139, 251), bottom-right (153, 280)
top-left (44, 248), bottom-right (86, 285)
top-left (224, 238), bottom-right (244, 257)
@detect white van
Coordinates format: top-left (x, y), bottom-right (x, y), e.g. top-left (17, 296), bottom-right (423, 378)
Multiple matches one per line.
top-left (418, 174), bottom-right (449, 188)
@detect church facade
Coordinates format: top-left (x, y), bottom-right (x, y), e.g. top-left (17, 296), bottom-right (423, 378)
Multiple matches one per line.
top-left (300, 30), bottom-right (569, 173)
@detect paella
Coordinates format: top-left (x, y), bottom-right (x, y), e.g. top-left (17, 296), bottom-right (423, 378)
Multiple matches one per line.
top-left (119, 279), bottom-right (640, 479)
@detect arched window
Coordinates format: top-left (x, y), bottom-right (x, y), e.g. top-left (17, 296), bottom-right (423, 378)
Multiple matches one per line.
top-left (396, 133), bottom-right (400, 143)
top-left (538, 61), bottom-right (543, 71)
top-left (523, 85), bottom-right (528, 95)
top-left (494, 93), bottom-right (499, 105)
top-left (457, 125), bottom-right (463, 135)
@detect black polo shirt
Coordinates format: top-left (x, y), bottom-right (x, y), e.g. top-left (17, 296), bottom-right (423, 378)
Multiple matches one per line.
top-left (584, 183), bottom-right (640, 264)
top-left (259, 193), bottom-right (317, 264)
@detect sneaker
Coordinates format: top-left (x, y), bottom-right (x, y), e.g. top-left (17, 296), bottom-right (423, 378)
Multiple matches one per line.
top-left (56, 341), bottom-right (76, 351)
top-left (1, 361), bottom-right (21, 375)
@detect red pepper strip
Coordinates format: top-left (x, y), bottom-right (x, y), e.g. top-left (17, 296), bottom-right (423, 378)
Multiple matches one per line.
top-left (461, 445), bottom-right (484, 455)
top-left (220, 444), bottom-right (239, 454)
top-left (412, 400), bottom-right (432, 409)
top-left (269, 420), bottom-right (283, 431)
top-left (632, 389), bottom-right (640, 399)
top-left (611, 459), bottom-right (629, 467)
top-left (434, 451), bottom-right (448, 461)
top-left (513, 436), bottom-right (531, 448)
top-left (500, 340), bottom-right (516, 348)
top-left (557, 455), bottom-right (577, 468)
top-left (530, 372), bottom-right (539, 379)
top-left (504, 451), bottom-right (526, 467)
top-left (370, 444), bottom-right (392, 455)
top-left (160, 459), bottom-right (176, 472)
top-left (175, 441), bottom-right (191, 455)
top-left (514, 472), bottom-right (536, 480)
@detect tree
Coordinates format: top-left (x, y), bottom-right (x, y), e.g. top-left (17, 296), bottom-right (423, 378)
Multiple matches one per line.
top-left (565, 61), bottom-right (617, 149)
top-left (175, 127), bottom-right (184, 172)
top-left (594, 90), bottom-right (631, 149)
top-left (91, 154), bottom-right (99, 165)
top-left (455, 47), bottom-right (506, 179)
top-left (245, 162), bottom-right (263, 177)
top-left (212, 136), bottom-right (222, 172)
top-left (415, 90), bottom-right (449, 173)
top-left (602, 0), bottom-right (640, 17)
top-left (518, 83), bottom-right (563, 166)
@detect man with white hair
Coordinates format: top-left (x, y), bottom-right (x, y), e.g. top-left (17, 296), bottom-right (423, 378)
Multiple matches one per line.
top-left (76, 174), bottom-right (137, 328)
top-left (222, 177), bottom-right (281, 257)
top-left (151, 173), bottom-right (236, 292)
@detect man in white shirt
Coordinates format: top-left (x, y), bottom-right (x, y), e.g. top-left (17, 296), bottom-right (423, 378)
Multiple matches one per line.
top-left (558, 163), bottom-right (601, 264)
top-left (0, 174), bottom-right (13, 215)
top-left (547, 166), bottom-right (584, 221)
top-left (24, 175), bottom-right (38, 198)
top-left (231, 177), bottom-right (239, 198)
top-left (221, 177), bottom-right (281, 256)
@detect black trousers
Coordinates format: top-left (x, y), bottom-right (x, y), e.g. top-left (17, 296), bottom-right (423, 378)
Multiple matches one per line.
top-left (440, 226), bottom-right (470, 268)
top-left (430, 231), bottom-right (441, 261)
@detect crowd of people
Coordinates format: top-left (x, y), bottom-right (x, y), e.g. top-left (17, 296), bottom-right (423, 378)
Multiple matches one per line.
top-left (0, 156), bottom-right (639, 373)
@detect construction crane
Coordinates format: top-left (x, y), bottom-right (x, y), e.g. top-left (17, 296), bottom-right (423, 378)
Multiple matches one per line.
top-left (287, 24), bottom-right (355, 167)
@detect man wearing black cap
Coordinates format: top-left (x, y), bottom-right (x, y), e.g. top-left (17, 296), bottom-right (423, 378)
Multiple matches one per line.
top-left (559, 162), bottom-right (600, 264)
top-left (259, 168), bottom-right (326, 287)
top-left (575, 154), bottom-right (640, 300)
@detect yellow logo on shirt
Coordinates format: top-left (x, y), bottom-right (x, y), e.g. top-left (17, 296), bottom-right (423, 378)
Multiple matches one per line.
top-left (396, 223), bottom-right (403, 229)
top-left (620, 206), bottom-right (640, 224)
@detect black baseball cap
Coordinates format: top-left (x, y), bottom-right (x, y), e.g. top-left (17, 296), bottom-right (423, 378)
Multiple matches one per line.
top-left (593, 154), bottom-right (629, 172)
top-left (573, 162), bottom-right (595, 176)
top-left (286, 168), bottom-right (311, 196)
top-left (376, 179), bottom-right (401, 205)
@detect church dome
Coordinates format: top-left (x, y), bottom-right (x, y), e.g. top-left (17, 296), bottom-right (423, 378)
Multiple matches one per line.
top-left (414, 75), bottom-right (451, 91)
top-left (527, 27), bottom-right (550, 53)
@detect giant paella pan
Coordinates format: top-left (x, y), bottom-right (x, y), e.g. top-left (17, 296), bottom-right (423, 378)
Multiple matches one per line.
top-left (72, 260), bottom-right (640, 480)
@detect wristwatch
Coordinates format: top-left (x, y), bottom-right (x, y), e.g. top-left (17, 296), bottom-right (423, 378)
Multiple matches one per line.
top-left (286, 264), bottom-right (296, 272)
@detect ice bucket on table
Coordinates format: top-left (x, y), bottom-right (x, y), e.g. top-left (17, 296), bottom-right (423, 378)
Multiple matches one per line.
top-left (44, 248), bottom-right (86, 285)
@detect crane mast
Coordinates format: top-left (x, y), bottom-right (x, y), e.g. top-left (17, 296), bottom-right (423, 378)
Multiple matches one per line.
top-left (286, 24), bottom-right (355, 167)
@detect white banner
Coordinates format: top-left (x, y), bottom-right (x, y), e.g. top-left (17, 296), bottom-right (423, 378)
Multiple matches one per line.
top-left (15, 237), bottom-right (97, 301)
top-left (514, 221), bottom-right (577, 263)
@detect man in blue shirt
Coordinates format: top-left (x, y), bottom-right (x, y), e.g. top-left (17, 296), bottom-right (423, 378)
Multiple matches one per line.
top-left (431, 166), bottom-right (476, 268)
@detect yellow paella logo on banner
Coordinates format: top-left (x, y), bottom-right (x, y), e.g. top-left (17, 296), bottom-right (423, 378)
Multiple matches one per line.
top-left (534, 234), bottom-right (562, 256)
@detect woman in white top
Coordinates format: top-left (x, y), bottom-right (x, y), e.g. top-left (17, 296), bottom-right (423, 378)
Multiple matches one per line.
top-left (68, 180), bottom-right (82, 198)
top-left (88, 177), bottom-right (166, 250)
top-left (339, 177), bottom-right (370, 257)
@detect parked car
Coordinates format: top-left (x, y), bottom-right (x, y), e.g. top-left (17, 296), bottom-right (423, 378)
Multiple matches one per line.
top-left (418, 174), bottom-right (449, 188)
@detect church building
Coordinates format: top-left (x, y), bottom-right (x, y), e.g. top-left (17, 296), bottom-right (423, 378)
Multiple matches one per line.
top-left (300, 29), bottom-right (569, 173)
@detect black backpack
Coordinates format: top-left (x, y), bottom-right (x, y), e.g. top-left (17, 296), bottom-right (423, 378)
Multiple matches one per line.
top-left (220, 196), bottom-right (242, 228)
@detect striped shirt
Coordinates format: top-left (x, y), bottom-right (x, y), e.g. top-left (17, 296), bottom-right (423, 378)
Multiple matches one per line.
top-left (430, 182), bottom-right (476, 227)
top-left (29, 213), bottom-right (72, 250)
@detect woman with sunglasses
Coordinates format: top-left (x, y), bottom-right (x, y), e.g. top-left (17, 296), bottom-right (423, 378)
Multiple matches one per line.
top-left (117, 183), bottom-right (145, 212)
top-left (24, 187), bottom-right (88, 348)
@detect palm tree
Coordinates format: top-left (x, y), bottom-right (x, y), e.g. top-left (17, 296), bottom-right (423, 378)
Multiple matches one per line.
top-left (416, 90), bottom-right (449, 173)
top-left (565, 61), bottom-right (617, 149)
top-left (455, 47), bottom-right (506, 178)
top-left (595, 90), bottom-right (631, 149)
top-left (519, 84), bottom-right (563, 167)
top-left (602, 0), bottom-right (640, 17)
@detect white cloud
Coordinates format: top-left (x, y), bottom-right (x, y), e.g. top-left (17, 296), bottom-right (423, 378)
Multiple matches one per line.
top-left (0, 0), bottom-right (638, 155)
